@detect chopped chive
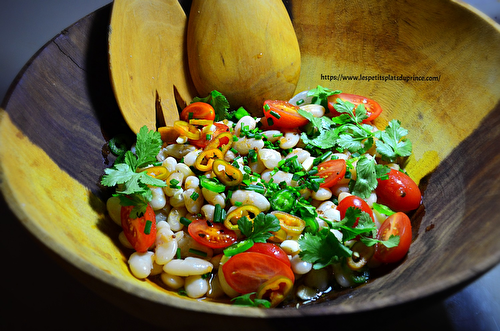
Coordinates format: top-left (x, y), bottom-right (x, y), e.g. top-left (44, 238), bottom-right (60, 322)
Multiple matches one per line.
top-left (272, 133), bottom-right (283, 138)
top-left (230, 147), bottom-right (238, 154)
top-left (180, 217), bottom-right (192, 227)
top-left (296, 99), bottom-right (305, 105)
top-left (144, 220), bottom-right (152, 234)
top-left (269, 110), bottom-right (281, 119)
top-left (188, 112), bottom-right (194, 120)
top-left (176, 247), bottom-right (182, 259)
top-left (206, 134), bottom-right (212, 141)
top-left (190, 191), bottom-right (199, 201)
top-left (234, 201), bottom-right (243, 207)
top-left (169, 178), bottom-right (181, 189)
top-left (264, 104), bottom-right (271, 111)
top-left (267, 117), bottom-right (274, 126)
top-left (189, 248), bottom-right (208, 257)
top-left (232, 136), bottom-right (239, 142)
top-left (214, 204), bottom-right (223, 223)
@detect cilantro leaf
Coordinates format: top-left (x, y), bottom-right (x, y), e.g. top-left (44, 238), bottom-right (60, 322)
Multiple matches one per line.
top-left (375, 120), bottom-right (413, 162)
top-left (292, 198), bottom-right (319, 233)
top-left (237, 213), bottom-right (281, 243)
top-left (117, 194), bottom-right (150, 219)
top-left (298, 228), bottom-right (352, 269)
top-left (231, 293), bottom-right (271, 308)
top-left (101, 163), bottom-right (166, 196)
top-left (306, 85), bottom-right (341, 110)
top-left (135, 126), bottom-right (163, 168)
top-left (192, 90), bottom-right (230, 121)
top-left (360, 234), bottom-right (400, 248)
top-left (333, 98), bottom-right (368, 124)
top-left (330, 207), bottom-right (377, 242)
top-left (349, 155), bottom-right (378, 199)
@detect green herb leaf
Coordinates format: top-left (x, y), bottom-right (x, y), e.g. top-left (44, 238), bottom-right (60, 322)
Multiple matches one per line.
top-left (237, 213), bottom-right (281, 243)
top-left (375, 119), bottom-right (413, 162)
top-left (298, 228), bottom-right (352, 269)
top-left (231, 292), bottom-right (271, 308)
top-left (306, 85), bottom-right (341, 110)
top-left (192, 90), bottom-right (230, 121)
top-left (350, 155), bottom-right (378, 199)
top-left (135, 126), bottom-right (163, 168)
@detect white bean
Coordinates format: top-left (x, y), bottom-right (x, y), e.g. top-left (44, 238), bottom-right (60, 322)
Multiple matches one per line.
top-left (202, 188), bottom-right (226, 208)
top-left (128, 251), bottom-right (154, 279)
top-left (183, 149), bottom-right (202, 167)
top-left (158, 144), bottom-right (196, 160)
top-left (280, 240), bottom-right (300, 255)
top-left (279, 132), bottom-right (300, 149)
top-left (184, 187), bottom-right (204, 214)
top-left (163, 172), bottom-right (185, 197)
top-left (270, 170), bottom-right (294, 186)
top-left (258, 149), bottom-right (282, 169)
top-left (224, 149), bottom-right (237, 162)
top-left (332, 184), bottom-right (350, 197)
top-left (261, 130), bottom-right (282, 142)
top-left (233, 137), bottom-right (264, 155)
top-left (167, 207), bottom-right (187, 231)
top-left (299, 104), bottom-right (325, 118)
top-left (296, 285), bottom-right (317, 301)
top-left (311, 187), bottom-right (333, 201)
top-left (301, 156), bottom-right (315, 172)
top-left (338, 192), bottom-right (352, 203)
top-left (151, 261), bottom-right (164, 276)
top-left (365, 192), bottom-right (377, 207)
top-left (175, 163), bottom-right (195, 178)
top-left (291, 254), bottom-right (313, 275)
top-left (162, 157), bottom-right (177, 173)
top-left (184, 176), bottom-right (199, 190)
top-left (316, 201), bottom-right (341, 222)
top-left (106, 196), bottom-right (122, 226)
top-left (304, 268), bottom-right (329, 291)
top-left (201, 204), bottom-right (215, 221)
top-left (163, 257), bottom-right (213, 277)
top-left (285, 148), bottom-right (311, 163)
top-left (234, 115), bottom-right (257, 136)
top-left (249, 158), bottom-right (266, 174)
top-left (185, 275), bottom-right (209, 299)
top-left (170, 189), bottom-right (185, 208)
top-left (161, 272), bottom-right (185, 289)
top-left (230, 190), bottom-right (270, 211)
top-left (150, 186), bottom-right (167, 210)
top-left (155, 221), bottom-right (178, 265)
top-left (118, 231), bottom-right (133, 249)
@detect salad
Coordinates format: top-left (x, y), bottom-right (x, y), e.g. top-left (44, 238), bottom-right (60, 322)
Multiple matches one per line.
top-left (101, 85), bottom-right (421, 308)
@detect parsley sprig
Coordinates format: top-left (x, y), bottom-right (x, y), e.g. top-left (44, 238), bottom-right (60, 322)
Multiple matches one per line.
top-left (101, 126), bottom-right (165, 218)
top-left (192, 90), bottom-right (230, 121)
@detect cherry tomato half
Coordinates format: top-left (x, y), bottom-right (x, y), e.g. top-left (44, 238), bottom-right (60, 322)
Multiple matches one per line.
top-left (189, 122), bottom-right (230, 149)
top-left (337, 195), bottom-right (374, 227)
top-left (180, 102), bottom-right (215, 121)
top-left (188, 218), bottom-right (238, 249)
top-left (317, 159), bottom-right (347, 188)
top-left (121, 204), bottom-right (156, 253)
top-left (247, 243), bottom-right (291, 267)
top-left (327, 93), bottom-right (382, 123)
top-left (263, 100), bottom-right (309, 129)
top-left (222, 252), bottom-right (295, 294)
top-left (375, 169), bottom-right (422, 212)
top-left (374, 212), bottom-right (412, 264)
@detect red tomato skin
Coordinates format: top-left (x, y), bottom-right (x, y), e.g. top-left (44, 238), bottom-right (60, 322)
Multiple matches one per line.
top-left (189, 123), bottom-right (229, 149)
top-left (337, 195), bottom-right (374, 226)
top-left (375, 169), bottom-right (422, 212)
top-left (317, 159), bottom-right (347, 188)
top-left (247, 243), bottom-right (291, 267)
top-left (180, 102), bottom-right (215, 121)
top-left (263, 100), bottom-right (309, 129)
top-left (327, 93), bottom-right (382, 123)
top-left (374, 212), bottom-right (412, 264)
top-left (188, 219), bottom-right (238, 249)
top-left (222, 252), bottom-right (295, 294)
top-left (121, 204), bottom-right (157, 253)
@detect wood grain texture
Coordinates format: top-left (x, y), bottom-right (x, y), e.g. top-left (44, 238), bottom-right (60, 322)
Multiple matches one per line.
top-left (187, 0), bottom-right (301, 116)
top-left (1, 0), bottom-right (500, 326)
top-left (109, 0), bottom-right (197, 133)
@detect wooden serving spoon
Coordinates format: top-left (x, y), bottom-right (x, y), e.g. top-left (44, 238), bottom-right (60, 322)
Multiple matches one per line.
top-left (187, 0), bottom-right (301, 117)
top-left (109, 0), bottom-right (197, 133)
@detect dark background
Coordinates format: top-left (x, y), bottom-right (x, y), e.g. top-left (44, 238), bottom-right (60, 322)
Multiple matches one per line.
top-left (1, 1), bottom-right (500, 330)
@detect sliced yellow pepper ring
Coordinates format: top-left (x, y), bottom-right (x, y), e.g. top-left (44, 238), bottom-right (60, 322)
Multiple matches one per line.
top-left (189, 119), bottom-right (213, 126)
top-left (346, 241), bottom-right (374, 271)
top-left (271, 211), bottom-right (306, 237)
top-left (143, 165), bottom-right (169, 180)
top-left (212, 159), bottom-right (243, 187)
top-left (224, 205), bottom-right (261, 231)
top-left (268, 228), bottom-right (288, 243)
top-left (173, 120), bottom-right (201, 140)
top-left (194, 148), bottom-right (224, 172)
top-left (256, 275), bottom-right (293, 308)
top-left (205, 132), bottom-right (233, 155)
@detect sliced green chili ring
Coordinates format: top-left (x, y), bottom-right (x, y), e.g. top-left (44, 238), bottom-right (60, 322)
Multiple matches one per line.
top-left (223, 239), bottom-right (254, 257)
top-left (270, 189), bottom-right (296, 213)
top-left (200, 176), bottom-right (226, 193)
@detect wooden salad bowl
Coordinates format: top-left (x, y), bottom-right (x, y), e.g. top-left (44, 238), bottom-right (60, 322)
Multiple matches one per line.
top-left (1, 0), bottom-right (500, 329)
